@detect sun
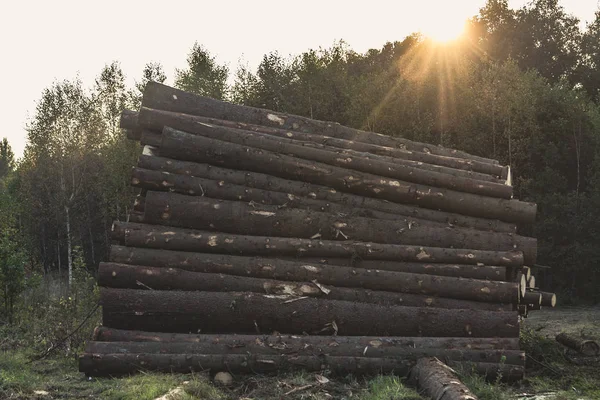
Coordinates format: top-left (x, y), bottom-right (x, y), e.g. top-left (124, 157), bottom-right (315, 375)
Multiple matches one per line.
top-left (420, 17), bottom-right (467, 43)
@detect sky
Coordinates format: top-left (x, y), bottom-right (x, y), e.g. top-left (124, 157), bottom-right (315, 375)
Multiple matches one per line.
top-left (1, 0), bottom-right (598, 159)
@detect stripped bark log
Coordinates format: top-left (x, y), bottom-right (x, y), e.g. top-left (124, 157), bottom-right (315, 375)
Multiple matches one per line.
top-left (109, 247), bottom-right (520, 303)
top-left (143, 191), bottom-right (538, 264)
top-left (157, 128), bottom-right (535, 223)
top-left (138, 155), bottom-right (517, 233)
top-left (92, 327), bottom-right (521, 350)
top-left (113, 221), bottom-right (525, 267)
top-left (134, 107), bottom-right (507, 177)
top-left (410, 357), bottom-right (479, 400)
top-left (137, 108), bottom-right (506, 189)
top-left (141, 82), bottom-right (499, 164)
top-left (100, 288), bottom-right (520, 337)
top-left (556, 333), bottom-right (600, 356)
top-left (99, 262), bottom-right (514, 309)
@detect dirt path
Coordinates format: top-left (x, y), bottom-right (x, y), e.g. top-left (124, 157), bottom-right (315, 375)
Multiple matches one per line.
top-left (524, 305), bottom-right (600, 339)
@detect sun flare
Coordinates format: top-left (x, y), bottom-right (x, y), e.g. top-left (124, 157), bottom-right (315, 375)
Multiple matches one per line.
top-left (420, 17), bottom-right (467, 43)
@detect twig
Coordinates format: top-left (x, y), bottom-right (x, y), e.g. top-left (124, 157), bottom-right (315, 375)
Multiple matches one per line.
top-left (525, 354), bottom-right (561, 375)
top-left (284, 384), bottom-right (313, 396)
top-left (28, 303), bottom-right (100, 363)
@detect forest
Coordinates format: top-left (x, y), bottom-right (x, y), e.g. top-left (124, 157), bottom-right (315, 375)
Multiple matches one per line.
top-left (1, 0), bottom-right (600, 342)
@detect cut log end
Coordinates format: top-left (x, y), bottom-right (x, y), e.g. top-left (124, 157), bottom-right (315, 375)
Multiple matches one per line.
top-left (410, 357), bottom-right (479, 400)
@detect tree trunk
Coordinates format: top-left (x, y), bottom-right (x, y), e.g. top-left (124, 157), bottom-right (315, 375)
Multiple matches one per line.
top-left (410, 357), bottom-right (479, 400)
top-left (92, 327), bottom-right (521, 350)
top-left (141, 82), bottom-right (500, 165)
top-left (112, 221), bottom-right (525, 267)
top-left (157, 128), bottom-right (536, 224)
top-left (138, 155), bottom-right (517, 233)
top-left (540, 292), bottom-right (557, 307)
top-left (131, 168), bottom-right (458, 228)
top-left (137, 108), bottom-right (505, 188)
top-left (84, 341), bottom-right (524, 365)
top-left (143, 191), bottom-right (538, 264)
top-left (100, 288), bottom-right (520, 337)
top-left (555, 333), bottom-right (599, 356)
top-left (100, 262), bottom-right (516, 307)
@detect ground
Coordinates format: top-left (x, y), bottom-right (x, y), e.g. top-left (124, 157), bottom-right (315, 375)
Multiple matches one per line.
top-left (1, 306), bottom-right (599, 400)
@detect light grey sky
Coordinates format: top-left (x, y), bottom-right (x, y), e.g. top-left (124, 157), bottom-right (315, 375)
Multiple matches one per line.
top-left (1, 0), bottom-right (598, 159)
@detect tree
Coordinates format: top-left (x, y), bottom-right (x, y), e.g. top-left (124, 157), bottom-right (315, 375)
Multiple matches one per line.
top-left (175, 43), bottom-right (229, 99)
top-left (0, 138), bottom-right (15, 178)
top-left (578, 10), bottom-right (600, 100)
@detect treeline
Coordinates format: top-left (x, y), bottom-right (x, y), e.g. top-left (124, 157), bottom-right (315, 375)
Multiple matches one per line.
top-left (1, 0), bottom-right (600, 318)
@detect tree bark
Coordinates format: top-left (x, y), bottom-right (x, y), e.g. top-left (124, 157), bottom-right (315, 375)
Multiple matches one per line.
top-left (134, 108), bottom-right (507, 177)
top-left (112, 221), bottom-right (525, 267)
top-left (137, 108), bottom-right (505, 188)
top-left (100, 288), bottom-right (520, 337)
top-left (138, 155), bottom-right (517, 233)
top-left (410, 357), bottom-right (479, 400)
top-left (141, 82), bottom-right (500, 165)
top-left (157, 128), bottom-right (536, 224)
top-left (100, 262), bottom-right (515, 308)
top-left (540, 292), bottom-right (557, 307)
top-left (131, 167), bottom-right (456, 228)
top-left (92, 327), bottom-right (521, 350)
top-left (84, 341), bottom-right (524, 365)
top-left (143, 191), bottom-right (538, 264)
top-left (555, 333), bottom-right (599, 356)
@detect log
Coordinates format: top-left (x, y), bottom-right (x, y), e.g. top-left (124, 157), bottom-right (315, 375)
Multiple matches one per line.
top-left (158, 127), bottom-right (535, 223)
top-left (555, 333), bottom-right (600, 356)
top-left (274, 256), bottom-right (507, 281)
top-left (410, 357), bottom-right (479, 400)
top-left (119, 110), bottom-right (140, 139)
top-left (109, 247), bottom-right (520, 303)
top-left (92, 327), bottom-right (521, 350)
top-left (528, 276), bottom-right (536, 288)
top-left (517, 305), bottom-right (528, 317)
top-left (522, 291), bottom-right (542, 305)
top-left (84, 341), bottom-right (525, 365)
top-left (100, 288), bottom-right (520, 337)
top-left (138, 155), bottom-right (517, 233)
top-left (138, 107), bottom-right (507, 192)
top-left (540, 292), bottom-right (557, 307)
top-left (99, 262), bottom-right (514, 309)
top-left (141, 82), bottom-right (499, 164)
top-left (133, 108), bottom-right (507, 177)
top-left (131, 167), bottom-right (455, 227)
top-left (143, 191), bottom-right (538, 264)
top-left (128, 211), bottom-right (144, 223)
top-left (113, 221), bottom-right (525, 267)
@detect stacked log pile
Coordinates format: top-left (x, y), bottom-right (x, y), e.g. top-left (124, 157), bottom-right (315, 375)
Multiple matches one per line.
top-left (80, 82), bottom-right (557, 381)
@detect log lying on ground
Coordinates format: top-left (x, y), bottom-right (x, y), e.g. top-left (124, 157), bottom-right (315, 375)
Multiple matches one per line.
top-left (522, 291), bottom-right (542, 305)
top-left (138, 108), bottom-right (507, 192)
top-left (142, 82), bottom-right (499, 165)
top-left (92, 327), bottom-right (521, 350)
top-left (112, 221), bottom-right (525, 267)
top-left (131, 167), bottom-right (457, 227)
top-left (138, 155), bottom-right (517, 233)
top-left (275, 256), bottom-right (507, 281)
top-left (158, 128), bottom-right (535, 223)
top-left (85, 341), bottom-right (524, 365)
top-left (556, 333), bottom-right (600, 356)
top-left (143, 191), bottom-right (538, 264)
top-left (540, 292), bottom-right (557, 307)
top-left (101, 288), bottom-right (520, 337)
top-left (132, 108), bottom-right (507, 177)
top-left (410, 357), bottom-right (479, 400)
top-left (109, 247), bottom-right (520, 303)
top-left (99, 262), bottom-right (513, 310)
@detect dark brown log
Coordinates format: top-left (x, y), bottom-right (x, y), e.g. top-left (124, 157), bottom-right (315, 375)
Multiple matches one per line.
top-left (135, 108), bottom-right (507, 177)
top-left (138, 155), bottom-right (517, 233)
top-left (446, 361), bottom-right (524, 383)
top-left (101, 288), bottom-right (520, 337)
top-left (92, 327), bottom-right (521, 350)
top-left (540, 292), bottom-right (557, 307)
top-left (275, 256), bottom-right (507, 281)
top-left (556, 333), bottom-right (600, 356)
top-left (522, 291), bottom-right (542, 305)
top-left (114, 221), bottom-right (525, 267)
top-left (528, 302), bottom-right (541, 311)
top-left (128, 211), bottom-right (144, 223)
top-left (138, 108), bottom-right (506, 191)
top-left (99, 262), bottom-right (514, 310)
top-left (410, 357), bottom-right (479, 400)
top-left (84, 341), bottom-right (524, 365)
top-left (141, 82), bottom-right (499, 165)
top-left (158, 127), bottom-right (536, 223)
top-left (110, 246), bottom-right (519, 303)
top-left (143, 191), bottom-right (538, 264)
top-left (120, 110), bottom-right (139, 135)
top-left (131, 167), bottom-right (452, 227)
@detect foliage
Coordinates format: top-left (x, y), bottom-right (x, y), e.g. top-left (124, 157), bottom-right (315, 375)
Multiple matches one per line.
top-left (175, 42), bottom-right (229, 100)
top-left (359, 376), bottom-right (423, 400)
